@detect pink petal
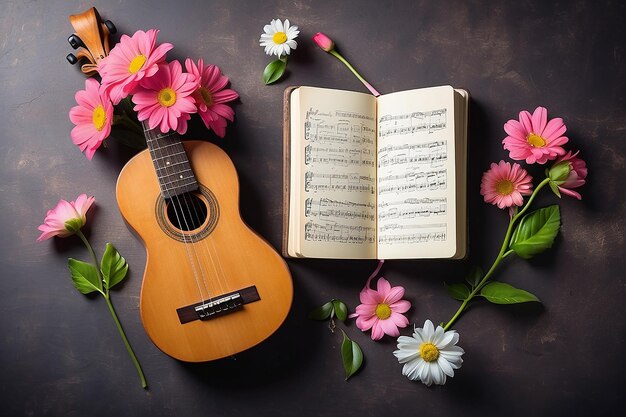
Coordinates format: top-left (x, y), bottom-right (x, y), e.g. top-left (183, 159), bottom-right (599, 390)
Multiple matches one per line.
top-left (383, 286), bottom-right (405, 304)
top-left (390, 299), bottom-right (411, 314)
top-left (379, 318), bottom-right (400, 337)
top-left (370, 320), bottom-right (385, 340)
top-left (519, 110), bottom-right (533, 133)
top-left (531, 107), bottom-right (547, 135)
top-left (376, 277), bottom-right (392, 296)
top-left (541, 117), bottom-right (567, 140)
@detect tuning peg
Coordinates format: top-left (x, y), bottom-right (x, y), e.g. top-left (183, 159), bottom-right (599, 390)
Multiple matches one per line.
top-left (66, 53), bottom-right (78, 65)
top-left (104, 20), bottom-right (117, 34)
top-left (68, 34), bottom-right (85, 50)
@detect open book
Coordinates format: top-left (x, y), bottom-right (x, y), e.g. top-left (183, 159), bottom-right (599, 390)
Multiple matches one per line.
top-left (283, 85), bottom-right (469, 259)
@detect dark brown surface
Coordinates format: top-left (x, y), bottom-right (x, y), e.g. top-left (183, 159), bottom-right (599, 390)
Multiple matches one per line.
top-left (1, 1), bottom-right (624, 416)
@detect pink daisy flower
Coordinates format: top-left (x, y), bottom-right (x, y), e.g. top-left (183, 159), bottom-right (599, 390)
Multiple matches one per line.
top-left (69, 78), bottom-right (113, 160)
top-left (480, 161), bottom-right (533, 209)
top-left (350, 272), bottom-right (411, 341)
top-left (549, 150), bottom-right (588, 200)
top-left (98, 29), bottom-right (173, 104)
top-left (502, 106), bottom-right (568, 164)
top-left (184, 58), bottom-right (239, 138)
top-left (37, 194), bottom-right (95, 241)
top-left (132, 60), bottom-right (199, 134)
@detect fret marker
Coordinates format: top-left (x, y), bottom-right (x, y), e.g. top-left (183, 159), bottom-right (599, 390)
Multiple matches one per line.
top-left (179, 174), bottom-right (183, 179)
top-left (166, 161), bottom-right (170, 165)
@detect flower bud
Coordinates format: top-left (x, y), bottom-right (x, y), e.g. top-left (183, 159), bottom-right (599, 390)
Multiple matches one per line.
top-left (547, 160), bottom-right (572, 184)
top-left (313, 32), bottom-right (335, 52)
top-left (547, 151), bottom-right (587, 200)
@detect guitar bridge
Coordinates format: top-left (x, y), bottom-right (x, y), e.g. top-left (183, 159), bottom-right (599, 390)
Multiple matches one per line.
top-left (194, 293), bottom-right (243, 319)
top-left (176, 286), bottom-right (260, 324)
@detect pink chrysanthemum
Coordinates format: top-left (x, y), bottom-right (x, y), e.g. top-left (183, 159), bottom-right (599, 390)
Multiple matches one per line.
top-left (69, 78), bottom-right (113, 160)
top-left (350, 274), bottom-right (411, 341)
top-left (98, 29), bottom-right (173, 105)
top-left (132, 61), bottom-right (198, 134)
top-left (502, 106), bottom-right (568, 164)
top-left (37, 194), bottom-right (95, 241)
top-left (481, 161), bottom-right (533, 209)
top-left (184, 58), bottom-right (239, 138)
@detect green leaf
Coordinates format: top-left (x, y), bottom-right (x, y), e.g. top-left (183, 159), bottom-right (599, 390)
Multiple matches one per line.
top-left (308, 301), bottom-right (334, 320)
top-left (263, 59), bottom-right (287, 85)
top-left (332, 299), bottom-right (348, 322)
top-left (444, 282), bottom-right (470, 301)
top-left (68, 258), bottom-right (102, 294)
top-left (549, 181), bottom-right (562, 198)
top-left (101, 243), bottom-right (129, 290)
top-left (509, 205), bottom-right (561, 259)
top-left (480, 281), bottom-right (541, 304)
top-left (465, 266), bottom-right (484, 289)
top-left (340, 331), bottom-right (363, 380)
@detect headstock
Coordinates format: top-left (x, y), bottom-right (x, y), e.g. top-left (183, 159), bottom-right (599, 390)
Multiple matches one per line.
top-left (66, 7), bottom-right (116, 76)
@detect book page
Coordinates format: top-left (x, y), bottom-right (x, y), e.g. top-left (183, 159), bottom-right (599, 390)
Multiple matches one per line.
top-left (376, 86), bottom-right (457, 259)
top-left (289, 87), bottom-right (377, 259)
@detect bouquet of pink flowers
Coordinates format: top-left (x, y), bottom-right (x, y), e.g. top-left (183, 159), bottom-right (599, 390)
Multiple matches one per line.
top-left (69, 29), bottom-right (239, 159)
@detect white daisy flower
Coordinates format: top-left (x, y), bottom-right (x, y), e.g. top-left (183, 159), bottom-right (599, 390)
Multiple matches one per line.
top-left (393, 319), bottom-right (464, 386)
top-left (259, 19), bottom-right (299, 58)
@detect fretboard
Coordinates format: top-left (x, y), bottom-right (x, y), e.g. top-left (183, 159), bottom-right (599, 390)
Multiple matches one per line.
top-left (142, 121), bottom-right (198, 197)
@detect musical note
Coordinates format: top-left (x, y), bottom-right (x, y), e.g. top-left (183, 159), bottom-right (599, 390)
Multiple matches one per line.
top-left (305, 198), bottom-right (376, 221)
top-left (377, 223), bottom-right (447, 245)
top-left (378, 197), bottom-right (447, 220)
top-left (305, 221), bottom-right (376, 244)
top-left (378, 169), bottom-right (447, 194)
top-left (299, 100), bottom-right (377, 249)
top-left (378, 109), bottom-right (447, 138)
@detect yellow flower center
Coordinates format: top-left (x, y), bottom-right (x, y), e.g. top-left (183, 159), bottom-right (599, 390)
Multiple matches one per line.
top-left (198, 86), bottom-right (213, 106)
top-left (158, 88), bottom-right (177, 107)
top-left (495, 179), bottom-right (514, 196)
top-left (527, 133), bottom-right (546, 147)
top-left (419, 342), bottom-right (440, 362)
top-left (128, 54), bottom-right (147, 74)
top-left (375, 303), bottom-right (391, 320)
top-left (273, 31), bottom-right (288, 44)
top-left (92, 105), bottom-right (107, 131)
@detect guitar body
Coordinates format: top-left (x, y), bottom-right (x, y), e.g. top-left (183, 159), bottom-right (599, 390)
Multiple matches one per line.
top-left (116, 140), bottom-right (293, 362)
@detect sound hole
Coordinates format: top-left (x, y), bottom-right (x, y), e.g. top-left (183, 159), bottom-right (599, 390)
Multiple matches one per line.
top-left (165, 193), bottom-right (208, 231)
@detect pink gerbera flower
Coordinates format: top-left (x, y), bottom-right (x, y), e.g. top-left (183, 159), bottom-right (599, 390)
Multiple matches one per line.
top-left (98, 29), bottom-right (173, 104)
top-left (481, 161), bottom-right (533, 209)
top-left (502, 106), bottom-right (568, 164)
top-left (132, 61), bottom-right (198, 134)
top-left (37, 194), bottom-right (95, 241)
top-left (184, 59), bottom-right (239, 138)
top-left (69, 78), bottom-right (113, 160)
top-left (350, 266), bottom-right (411, 340)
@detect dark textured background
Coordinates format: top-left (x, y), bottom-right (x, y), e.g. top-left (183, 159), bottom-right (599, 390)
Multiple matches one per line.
top-left (1, 1), bottom-right (625, 416)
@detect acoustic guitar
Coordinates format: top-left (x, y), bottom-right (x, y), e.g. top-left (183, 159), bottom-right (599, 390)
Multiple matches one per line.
top-left (116, 125), bottom-right (293, 362)
top-left (67, 7), bottom-right (293, 362)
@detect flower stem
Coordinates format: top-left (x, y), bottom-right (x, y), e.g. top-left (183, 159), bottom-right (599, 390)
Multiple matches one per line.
top-left (75, 229), bottom-right (147, 389)
top-left (104, 294), bottom-right (148, 389)
top-left (329, 50), bottom-right (380, 96)
top-left (76, 229), bottom-right (103, 292)
top-left (442, 177), bottom-right (551, 331)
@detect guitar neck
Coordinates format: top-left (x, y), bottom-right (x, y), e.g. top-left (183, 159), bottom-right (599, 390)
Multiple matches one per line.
top-left (142, 121), bottom-right (199, 198)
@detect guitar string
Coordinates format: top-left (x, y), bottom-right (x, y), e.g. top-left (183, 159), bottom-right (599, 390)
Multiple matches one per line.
top-left (145, 123), bottom-right (213, 305)
top-left (148, 124), bottom-right (229, 307)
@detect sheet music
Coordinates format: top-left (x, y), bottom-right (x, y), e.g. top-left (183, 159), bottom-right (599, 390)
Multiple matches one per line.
top-left (292, 87), bottom-right (377, 259)
top-left (376, 86), bottom-right (458, 259)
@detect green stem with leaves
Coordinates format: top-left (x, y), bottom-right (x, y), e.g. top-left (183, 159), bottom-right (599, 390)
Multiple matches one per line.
top-left (442, 177), bottom-right (551, 331)
top-left (75, 230), bottom-right (147, 389)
